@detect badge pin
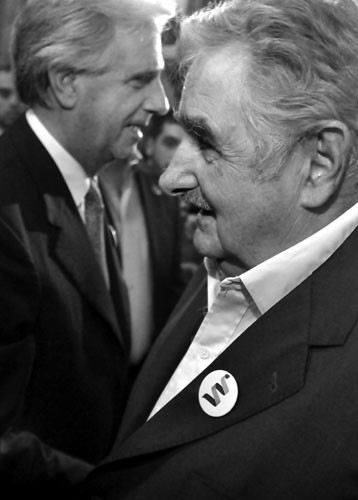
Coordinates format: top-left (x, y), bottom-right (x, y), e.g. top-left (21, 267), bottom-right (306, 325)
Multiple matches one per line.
top-left (198, 369), bottom-right (238, 417)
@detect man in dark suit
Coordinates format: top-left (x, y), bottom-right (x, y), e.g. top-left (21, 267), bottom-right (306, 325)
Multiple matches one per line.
top-left (83, 0), bottom-right (358, 499)
top-left (0, 64), bottom-right (25, 135)
top-left (0, 0), bottom-right (174, 498)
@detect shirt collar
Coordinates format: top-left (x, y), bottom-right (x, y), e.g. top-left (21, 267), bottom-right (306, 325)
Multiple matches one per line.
top-left (26, 109), bottom-right (89, 206)
top-left (206, 202), bottom-right (358, 313)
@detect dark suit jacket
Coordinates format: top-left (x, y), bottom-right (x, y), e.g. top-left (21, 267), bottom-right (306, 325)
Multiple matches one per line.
top-left (84, 225), bottom-right (358, 500)
top-left (101, 161), bottom-right (184, 346)
top-left (0, 116), bottom-right (130, 498)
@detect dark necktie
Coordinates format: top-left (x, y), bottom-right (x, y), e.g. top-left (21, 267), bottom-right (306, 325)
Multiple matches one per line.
top-left (85, 178), bottom-right (109, 286)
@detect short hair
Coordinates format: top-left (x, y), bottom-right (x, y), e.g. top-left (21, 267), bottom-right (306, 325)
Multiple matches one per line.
top-left (179, 0), bottom-right (358, 177)
top-left (146, 108), bottom-right (178, 140)
top-left (11, 0), bottom-right (176, 106)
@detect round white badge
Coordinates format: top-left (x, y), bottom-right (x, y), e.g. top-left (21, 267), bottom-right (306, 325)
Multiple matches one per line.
top-left (198, 370), bottom-right (238, 417)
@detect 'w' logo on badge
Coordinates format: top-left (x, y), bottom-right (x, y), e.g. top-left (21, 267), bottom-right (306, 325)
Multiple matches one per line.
top-left (201, 374), bottom-right (231, 406)
top-left (198, 370), bottom-right (238, 417)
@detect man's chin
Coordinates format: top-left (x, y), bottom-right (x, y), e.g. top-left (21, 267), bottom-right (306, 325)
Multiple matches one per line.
top-left (112, 142), bottom-right (140, 161)
top-left (193, 229), bottom-right (226, 260)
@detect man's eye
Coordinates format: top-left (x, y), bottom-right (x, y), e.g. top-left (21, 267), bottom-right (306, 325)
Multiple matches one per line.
top-left (130, 74), bottom-right (155, 90)
top-left (0, 89), bottom-right (12, 99)
top-left (131, 79), bottom-right (147, 89)
top-left (198, 137), bottom-right (211, 150)
top-left (197, 139), bottom-right (218, 163)
top-left (162, 137), bottom-right (181, 148)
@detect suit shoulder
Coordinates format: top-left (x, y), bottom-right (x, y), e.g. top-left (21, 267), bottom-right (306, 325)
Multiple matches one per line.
top-left (0, 130), bottom-right (21, 170)
top-left (0, 143), bottom-right (32, 199)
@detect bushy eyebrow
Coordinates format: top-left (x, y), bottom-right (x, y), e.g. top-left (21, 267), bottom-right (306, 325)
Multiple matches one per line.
top-left (174, 111), bottom-right (217, 146)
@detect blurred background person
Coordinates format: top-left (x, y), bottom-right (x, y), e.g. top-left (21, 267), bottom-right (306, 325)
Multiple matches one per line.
top-left (100, 111), bottom-right (185, 379)
top-left (140, 109), bottom-right (202, 281)
top-left (141, 108), bottom-right (184, 175)
top-left (0, 63), bottom-right (25, 134)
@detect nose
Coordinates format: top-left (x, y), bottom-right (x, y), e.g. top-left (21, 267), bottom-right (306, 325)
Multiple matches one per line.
top-left (146, 75), bottom-right (170, 116)
top-left (159, 141), bottom-right (198, 196)
top-left (9, 94), bottom-right (19, 108)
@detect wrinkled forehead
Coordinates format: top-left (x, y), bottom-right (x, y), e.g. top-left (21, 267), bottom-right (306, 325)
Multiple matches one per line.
top-left (180, 45), bottom-right (248, 113)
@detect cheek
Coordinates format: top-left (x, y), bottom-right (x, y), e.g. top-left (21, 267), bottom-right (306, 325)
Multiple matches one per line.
top-left (162, 148), bottom-right (175, 162)
top-left (122, 89), bottom-right (147, 114)
top-left (101, 90), bottom-right (136, 127)
top-left (214, 188), bottom-right (254, 241)
top-left (155, 145), bottom-right (166, 159)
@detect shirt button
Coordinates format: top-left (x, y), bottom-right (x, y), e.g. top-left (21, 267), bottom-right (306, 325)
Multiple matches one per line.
top-left (198, 348), bottom-right (210, 359)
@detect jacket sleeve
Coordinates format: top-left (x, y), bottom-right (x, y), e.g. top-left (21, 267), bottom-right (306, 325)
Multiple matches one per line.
top-left (0, 429), bottom-right (92, 489)
top-left (0, 215), bottom-right (92, 496)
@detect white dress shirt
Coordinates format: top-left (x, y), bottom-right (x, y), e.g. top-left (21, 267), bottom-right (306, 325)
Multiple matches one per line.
top-left (99, 161), bottom-right (154, 364)
top-left (119, 170), bottom-right (153, 365)
top-left (149, 202), bottom-right (358, 418)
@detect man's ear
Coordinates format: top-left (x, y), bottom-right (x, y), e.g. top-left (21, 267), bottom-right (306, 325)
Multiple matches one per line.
top-left (47, 68), bottom-right (78, 109)
top-left (300, 121), bottom-right (353, 209)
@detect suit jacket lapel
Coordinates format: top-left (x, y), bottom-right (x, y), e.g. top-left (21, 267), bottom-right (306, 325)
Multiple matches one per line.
top-left (47, 194), bottom-right (125, 346)
top-left (8, 117), bottom-right (125, 348)
top-left (108, 272), bottom-right (310, 460)
top-left (104, 226), bottom-right (358, 462)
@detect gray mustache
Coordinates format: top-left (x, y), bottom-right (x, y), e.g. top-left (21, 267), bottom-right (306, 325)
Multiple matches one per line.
top-left (182, 190), bottom-right (212, 212)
